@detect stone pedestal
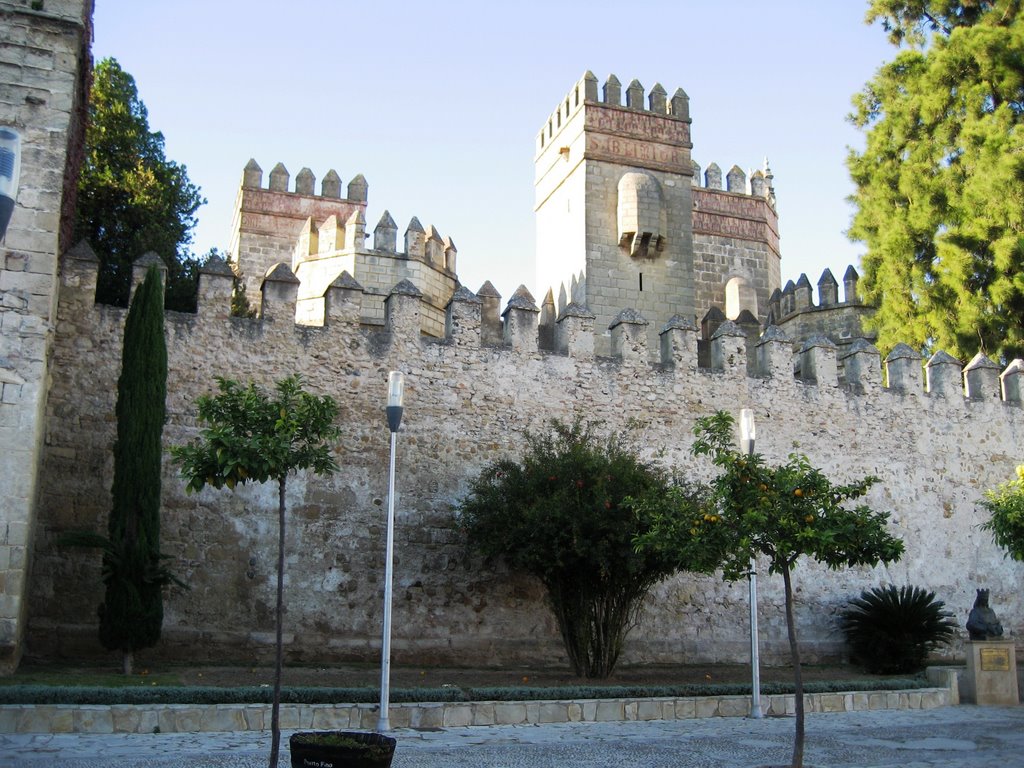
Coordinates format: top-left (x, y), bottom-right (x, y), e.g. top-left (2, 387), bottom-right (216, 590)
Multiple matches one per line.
top-left (962, 639), bottom-right (1019, 705)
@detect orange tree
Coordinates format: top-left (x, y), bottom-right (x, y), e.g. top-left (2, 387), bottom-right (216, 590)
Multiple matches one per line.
top-left (635, 411), bottom-right (904, 768)
top-left (981, 464), bottom-right (1024, 562)
top-left (172, 375), bottom-right (339, 768)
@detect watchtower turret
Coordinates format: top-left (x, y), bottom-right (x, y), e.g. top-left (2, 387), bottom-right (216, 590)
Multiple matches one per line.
top-left (534, 71), bottom-right (780, 356)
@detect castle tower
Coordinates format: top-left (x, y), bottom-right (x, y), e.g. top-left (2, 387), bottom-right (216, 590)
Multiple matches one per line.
top-left (0, 0), bottom-right (94, 671)
top-left (229, 162), bottom-right (459, 336)
top-left (535, 72), bottom-right (780, 355)
top-left (228, 161), bottom-right (368, 299)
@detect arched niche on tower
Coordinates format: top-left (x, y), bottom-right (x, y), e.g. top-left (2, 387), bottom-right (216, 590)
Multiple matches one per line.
top-left (725, 275), bottom-right (758, 320)
top-left (617, 171), bottom-right (666, 259)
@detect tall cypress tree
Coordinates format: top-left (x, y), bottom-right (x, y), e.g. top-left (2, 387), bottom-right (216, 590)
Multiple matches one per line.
top-left (100, 265), bottom-right (169, 674)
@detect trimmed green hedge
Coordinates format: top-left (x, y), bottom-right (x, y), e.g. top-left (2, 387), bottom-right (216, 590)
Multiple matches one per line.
top-left (465, 678), bottom-right (929, 702)
top-left (0, 678), bottom-right (930, 706)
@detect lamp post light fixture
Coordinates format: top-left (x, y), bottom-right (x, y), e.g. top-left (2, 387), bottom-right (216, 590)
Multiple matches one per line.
top-left (739, 407), bottom-right (763, 719)
top-left (0, 127), bottom-right (22, 241)
top-left (378, 371), bottom-right (404, 732)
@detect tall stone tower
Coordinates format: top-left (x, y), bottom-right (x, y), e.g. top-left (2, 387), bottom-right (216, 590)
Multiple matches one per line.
top-left (535, 71), bottom-right (780, 355)
top-left (0, 0), bottom-right (93, 671)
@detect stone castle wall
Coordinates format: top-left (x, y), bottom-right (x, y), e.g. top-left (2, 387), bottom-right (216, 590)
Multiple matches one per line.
top-left (0, 0), bottom-right (92, 671)
top-left (24, 252), bottom-right (1024, 669)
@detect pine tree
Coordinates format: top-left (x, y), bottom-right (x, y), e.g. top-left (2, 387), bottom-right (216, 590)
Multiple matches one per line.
top-left (848, 1), bottom-right (1024, 362)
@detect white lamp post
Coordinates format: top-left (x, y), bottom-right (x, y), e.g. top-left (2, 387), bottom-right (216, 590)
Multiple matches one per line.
top-left (739, 407), bottom-right (763, 719)
top-left (378, 371), bottom-right (404, 732)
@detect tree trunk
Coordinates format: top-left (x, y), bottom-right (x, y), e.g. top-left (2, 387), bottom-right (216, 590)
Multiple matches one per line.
top-left (269, 475), bottom-right (286, 768)
top-left (782, 566), bottom-right (804, 768)
top-left (122, 650), bottom-right (133, 676)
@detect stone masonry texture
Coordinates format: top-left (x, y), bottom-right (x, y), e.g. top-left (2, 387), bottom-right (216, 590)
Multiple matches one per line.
top-left (0, 0), bottom-right (92, 671)
top-left (23, 255), bottom-right (1024, 668)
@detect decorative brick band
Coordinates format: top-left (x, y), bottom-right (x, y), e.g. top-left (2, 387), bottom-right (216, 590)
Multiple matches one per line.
top-left (692, 188), bottom-right (780, 256)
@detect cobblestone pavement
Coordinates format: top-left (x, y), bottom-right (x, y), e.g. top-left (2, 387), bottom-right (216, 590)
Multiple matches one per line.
top-left (2, 705), bottom-right (1022, 768)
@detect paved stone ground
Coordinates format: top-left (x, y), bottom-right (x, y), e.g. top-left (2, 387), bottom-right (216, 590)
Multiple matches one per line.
top-left (2, 705), bottom-right (1022, 768)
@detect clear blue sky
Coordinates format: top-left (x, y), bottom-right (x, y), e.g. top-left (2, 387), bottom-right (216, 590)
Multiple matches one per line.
top-left (93, 0), bottom-right (896, 304)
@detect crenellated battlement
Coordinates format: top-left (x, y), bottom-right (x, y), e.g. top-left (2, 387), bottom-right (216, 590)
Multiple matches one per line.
top-left (773, 265), bottom-right (862, 316)
top-left (228, 159), bottom-right (370, 301)
top-left (769, 265), bottom-right (875, 353)
top-left (537, 71), bottom-right (691, 155)
top-left (239, 158), bottom-right (368, 201)
top-left (690, 158), bottom-right (780, 266)
top-left (690, 158), bottom-right (776, 204)
top-left (62, 249), bottom-right (1024, 410)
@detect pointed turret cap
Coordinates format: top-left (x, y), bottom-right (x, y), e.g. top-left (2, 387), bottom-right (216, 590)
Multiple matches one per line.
top-left (264, 262), bottom-right (298, 283)
top-left (376, 210), bottom-right (397, 229)
top-left (503, 285), bottom-right (539, 314)
top-left (200, 254), bottom-right (234, 276)
top-left (476, 280), bottom-right (501, 299)
top-left (559, 301), bottom-right (595, 320)
top-left (321, 169), bottom-right (342, 198)
top-left (661, 314), bottom-right (698, 332)
top-left (389, 279), bottom-right (423, 297)
top-left (66, 240), bottom-right (99, 262)
top-left (885, 342), bottom-right (922, 362)
top-left (448, 285), bottom-right (481, 305)
top-left (329, 271), bottom-right (363, 291)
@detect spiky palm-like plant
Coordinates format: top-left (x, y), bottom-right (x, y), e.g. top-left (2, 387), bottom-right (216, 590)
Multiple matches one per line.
top-left (839, 585), bottom-right (957, 674)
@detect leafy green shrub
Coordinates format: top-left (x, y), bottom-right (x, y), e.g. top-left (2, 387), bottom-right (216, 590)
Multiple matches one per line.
top-left (459, 417), bottom-right (707, 679)
top-left (839, 585), bottom-right (957, 674)
top-left (981, 464), bottom-right (1024, 562)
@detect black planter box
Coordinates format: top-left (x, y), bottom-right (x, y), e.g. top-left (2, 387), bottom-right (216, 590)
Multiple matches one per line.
top-left (289, 730), bottom-right (397, 768)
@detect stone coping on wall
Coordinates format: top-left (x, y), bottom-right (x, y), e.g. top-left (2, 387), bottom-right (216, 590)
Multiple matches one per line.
top-left (0, 680), bottom-right (956, 735)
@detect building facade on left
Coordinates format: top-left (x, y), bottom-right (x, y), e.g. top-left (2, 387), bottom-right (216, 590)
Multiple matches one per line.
top-left (0, 0), bottom-right (93, 671)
